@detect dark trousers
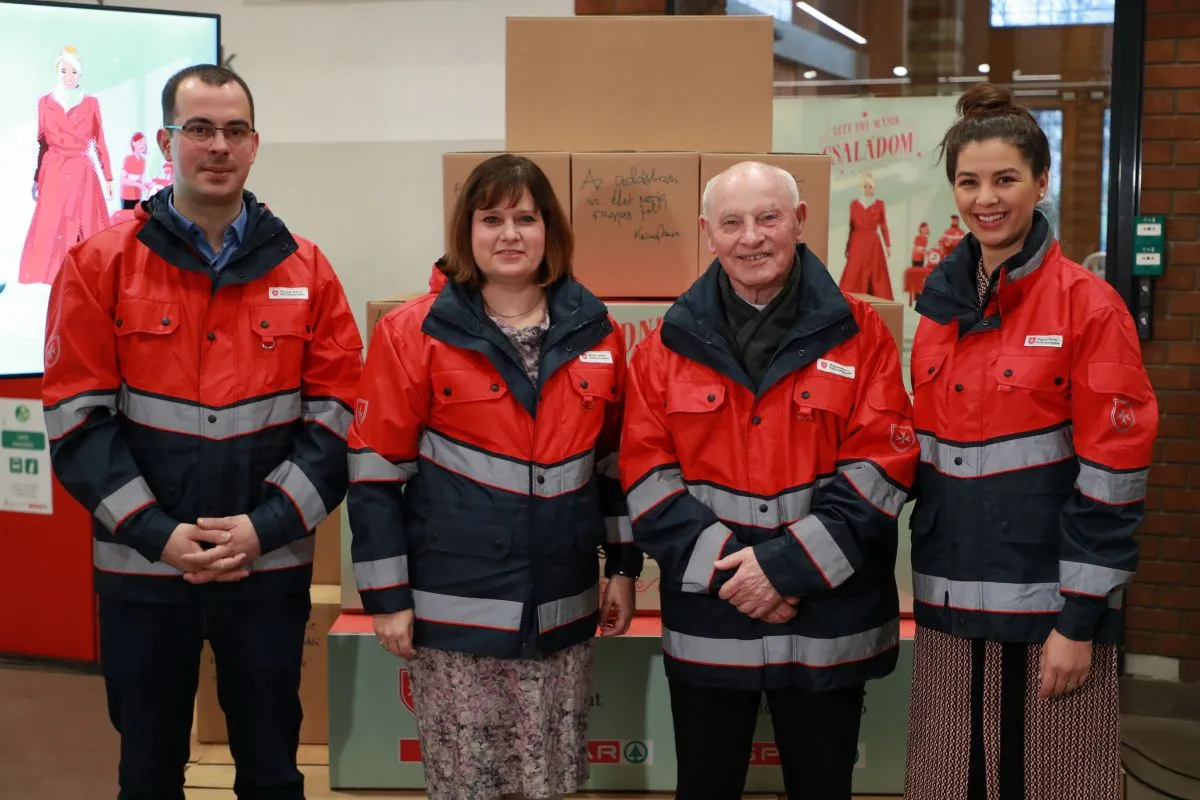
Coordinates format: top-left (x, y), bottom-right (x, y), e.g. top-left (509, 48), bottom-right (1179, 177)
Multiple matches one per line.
top-left (98, 592), bottom-right (311, 800)
top-left (668, 679), bottom-right (864, 800)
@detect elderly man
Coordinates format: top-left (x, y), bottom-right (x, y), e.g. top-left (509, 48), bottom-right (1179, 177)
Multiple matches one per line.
top-left (620, 162), bottom-right (917, 799)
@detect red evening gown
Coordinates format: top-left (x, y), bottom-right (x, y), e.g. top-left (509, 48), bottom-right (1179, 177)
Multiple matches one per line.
top-left (838, 198), bottom-right (893, 300)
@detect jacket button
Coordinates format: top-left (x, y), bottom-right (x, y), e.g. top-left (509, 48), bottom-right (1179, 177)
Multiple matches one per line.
top-left (1054, 376), bottom-right (1064, 386)
top-left (207, 414), bottom-right (218, 423)
top-left (443, 387), bottom-right (452, 396)
top-left (566, 346), bottom-right (573, 353)
top-left (431, 531), bottom-right (439, 540)
top-left (1001, 521), bottom-right (1011, 532)
top-left (953, 456), bottom-right (963, 466)
top-left (260, 320), bottom-right (270, 329)
top-left (536, 475), bottom-right (546, 484)
top-left (954, 384), bottom-right (964, 392)
top-left (981, 319), bottom-right (991, 327)
top-left (490, 383), bottom-right (500, 392)
top-left (161, 317), bottom-right (171, 326)
top-left (580, 380), bottom-right (589, 389)
top-left (207, 332), bottom-right (216, 342)
top-left (115, 319), bottom-right (123, 327)
top-left (707, 393), bottom-right (716, 402)
top-left (610, 386), bottom-right (617, 395)
top-left (758, 503), bottom-right (769, 513)
top-left (1003, 369), bottom-right (1013, 377)
top-left (797, 348), bottom-right (806, 357)
top-left (928, 366), bottom-right (935, 375)
top-left (494, 539), bottom-right (504, 549)
top-left (752, 416), bottom-right (762, 425)
top-left (801, 391), bottom-right (810, 400)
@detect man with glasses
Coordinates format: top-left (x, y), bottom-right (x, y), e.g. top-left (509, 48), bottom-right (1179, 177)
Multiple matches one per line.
top-left (41, 65), bottom-right (362, 800)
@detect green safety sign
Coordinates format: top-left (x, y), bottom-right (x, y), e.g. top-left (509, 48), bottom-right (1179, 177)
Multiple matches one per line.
top-left (2, 431), bottom-right (46, 450)
top-left (1133, 215), bottom-right (1165, 277)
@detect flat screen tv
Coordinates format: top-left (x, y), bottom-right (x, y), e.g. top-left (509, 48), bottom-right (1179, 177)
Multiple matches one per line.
top-left (0, 1), bottom-right (220, 377)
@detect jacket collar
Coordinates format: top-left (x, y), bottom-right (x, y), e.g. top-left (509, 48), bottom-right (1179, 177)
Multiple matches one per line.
top-left (136, 187), bottom-right (297, 288)
top-left (423, 273), bottom-right (612, 418)
top-left (915, 210), bottom-right (1054, 335)
top-left (663, 245), bottom-right (858, 398)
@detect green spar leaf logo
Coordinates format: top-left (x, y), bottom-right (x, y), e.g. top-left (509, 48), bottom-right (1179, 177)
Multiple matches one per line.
top-left (623, 740), bottom-right (649, 765)
top-left (14, 405), bottom-right (30, 424)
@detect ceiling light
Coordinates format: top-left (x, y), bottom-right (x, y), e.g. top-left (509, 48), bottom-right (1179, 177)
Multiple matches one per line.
top-left (803, 69), bottom-right (818, 79)
top-left (795, 2), bottom-right (867, 45)
top-left (893, 66), bottom-right (908, 77)
top-left (978, 63), bottom-right (990, 74)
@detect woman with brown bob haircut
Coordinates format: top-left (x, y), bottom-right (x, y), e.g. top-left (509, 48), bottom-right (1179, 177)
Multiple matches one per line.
top-left (347, 154), bottom-right (640, 800)
top-left (903, 84), bottom-right (1156, 799)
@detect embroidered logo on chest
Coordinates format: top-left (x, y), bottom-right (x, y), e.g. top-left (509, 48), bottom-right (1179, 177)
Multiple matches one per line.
top-left (1111, 398), bottom-right (1135, 433)
top-left (579, 350), bottom-right (614, 365)
top-left (355, 399), bottom-right (369, 426)
top-left (1023, 335), bottom-right (1063, 348)
top-left (816, 358), bottom-right (856, 379)
top-left (890, 424), bottom-right (916, 453)
top-left (269, 286), bottom-right (309, 300)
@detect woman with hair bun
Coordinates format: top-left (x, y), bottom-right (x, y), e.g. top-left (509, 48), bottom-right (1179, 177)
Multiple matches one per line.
top-left (903, 83), bottom-right (1157, 799)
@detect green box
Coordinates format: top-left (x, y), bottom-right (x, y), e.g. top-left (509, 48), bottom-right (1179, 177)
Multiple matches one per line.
top-left (328, 616), bottom-right (913, 793)
top-left (1, 430), bottom-right (45, 450)
top-left (1133, 215), bottom-right (1165, 277)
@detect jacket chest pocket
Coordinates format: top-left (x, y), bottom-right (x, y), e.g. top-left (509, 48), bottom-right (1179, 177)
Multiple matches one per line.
top-left (562, 363), bottom-right (617, 430)
top-left (245, 303), bottom-right (311, 393)
top-left (664, 380), bottom-right (727, 447)
top-left (992, 355), bottom-right (1070, 417)
top-left (911, 352), bottom-right (948, 432)
top-left (791, 375), bottom-right (854, 421)
top-left (114, 299), bottom-right (183, 388)
top-left (431, 369), bottom-right (509, 426)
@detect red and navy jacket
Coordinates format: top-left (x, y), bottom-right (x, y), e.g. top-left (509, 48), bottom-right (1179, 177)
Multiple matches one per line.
top-left (910, 212), bottom-right (1157, 644)
top-left (41, 189), bottom-right (363, 602)
top-left (620, 247), bottom-right (917, 692)
top-left (347, 274), bottom-right (640, 659)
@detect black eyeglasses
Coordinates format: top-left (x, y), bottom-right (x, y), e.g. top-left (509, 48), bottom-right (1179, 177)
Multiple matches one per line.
top-left (165, 122), bottom-right (255, 144)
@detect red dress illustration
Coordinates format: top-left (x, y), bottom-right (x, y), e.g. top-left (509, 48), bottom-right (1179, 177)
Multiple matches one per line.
top-left (839, 198), bottom-right (893, 300)
top-left (19, 93), bottom-right (113, 285)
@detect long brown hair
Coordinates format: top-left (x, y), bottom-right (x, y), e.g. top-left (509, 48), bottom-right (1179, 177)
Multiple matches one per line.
top-left (442, 154), bottom-right (573, 287)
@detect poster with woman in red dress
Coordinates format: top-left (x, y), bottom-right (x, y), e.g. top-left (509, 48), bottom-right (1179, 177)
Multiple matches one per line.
top-left (19, 47), bottom-right (113, 286)
top-left (838, 172), bottom-right (893, 299)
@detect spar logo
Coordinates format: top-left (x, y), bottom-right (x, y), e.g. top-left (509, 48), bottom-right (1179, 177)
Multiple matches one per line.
top-left (398, 738), bottom-right (423, 762)
top-left (749, 742), bottom-right (866, 769)
top-left (398, 668), bottom-right (415, 714)
top-left (588, 739), bottom-right (653, 765)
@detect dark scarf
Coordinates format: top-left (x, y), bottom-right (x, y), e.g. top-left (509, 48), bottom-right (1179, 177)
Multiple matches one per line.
top-left (717, 256), bottom-right (802, 387)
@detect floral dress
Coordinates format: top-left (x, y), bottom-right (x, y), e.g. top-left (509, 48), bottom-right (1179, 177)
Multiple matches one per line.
top-left (406, 312), bottom-right (595, 800)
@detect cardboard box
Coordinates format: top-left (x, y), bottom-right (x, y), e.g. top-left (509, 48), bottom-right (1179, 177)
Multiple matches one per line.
top-left (312, 506), bottom-right (342, 587)
top-left (364, 293), bottom-right (425, 346)
top-left (852, 293), bottom-right (904, 353)
top-left (603, 301), bottom-right (672, 361)
top-left (328, 614), bottom-right (914, 792)
top-left (506, 16), bottom-right (774, 153)
top-left (697, 153), bottom-right (833, 273)
top-left (572, 152), bottom-right (700, 299)
top-left (196, 585), bottom-right (340, 745)
top-left (442, 152), bottom-right (572, 247)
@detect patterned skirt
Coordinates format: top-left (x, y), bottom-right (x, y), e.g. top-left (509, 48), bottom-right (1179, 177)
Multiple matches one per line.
top-left (904, 625), bottom-right (1121, 800)
top-left (406, 640), bottom-right (594, 800)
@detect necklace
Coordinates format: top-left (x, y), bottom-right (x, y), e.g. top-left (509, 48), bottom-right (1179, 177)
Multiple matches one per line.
top-left (484, 294), bottom-right (545, 320)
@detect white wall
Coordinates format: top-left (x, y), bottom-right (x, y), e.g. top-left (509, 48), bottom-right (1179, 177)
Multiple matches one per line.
top-left (113, 0), bottom-right (574, 334)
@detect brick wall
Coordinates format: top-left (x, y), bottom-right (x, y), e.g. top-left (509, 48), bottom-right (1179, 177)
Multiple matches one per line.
top-left (1129, 1), bottom-right (1200, 683)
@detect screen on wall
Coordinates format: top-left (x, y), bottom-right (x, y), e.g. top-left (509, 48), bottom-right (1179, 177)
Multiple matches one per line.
top-left (0, 1), bottom-right (219, 377)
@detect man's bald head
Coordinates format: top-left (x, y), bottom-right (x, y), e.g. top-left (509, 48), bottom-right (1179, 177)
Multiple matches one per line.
top-left (701, 161), bottom-right (800, 221)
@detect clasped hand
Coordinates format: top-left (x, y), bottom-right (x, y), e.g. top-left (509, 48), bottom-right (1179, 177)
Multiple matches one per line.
top-left (715, 548), bottom-right (799, 623)
top-left (160, 514), bottom-right (262, 584)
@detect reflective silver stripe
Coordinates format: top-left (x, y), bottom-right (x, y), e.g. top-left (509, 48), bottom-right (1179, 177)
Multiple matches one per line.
top-left (912, 572), bottom-right (1125, 613)
top-left (303, 399), bottom-right (353, 438)
top-left (838, 461), bottom-right (906, 517)
top-left (533, 452), bottom-right (594, 498)
top-left (264, 460), bottom-right (327, 531)
top-left (918, 427), bottom-right (1075, 479)
top-left (605, 515), bottom-right (633, 544)
top-left (412, 590), bottom-right (523, 631)
top-left (45, 391), bottom-right (117, 439)
top-left (253, 534), bottom-right (315, 571)
top-left (687, 483), bottom-right (814, 528)
top-left (419, 429), bottom-right (593, 498)
top-left (539, 584), bottom-right (600, 632)
top-left (349, 450), bottom-right (418, 483)
top-left (1005, 225), bottom-right (1054, 282)
top-left (662, 621), bottom-right (898, 669)
top-left (596, 452), bottom-right (621, 479)
top-left (681, 522), bottom-right (731, 593)
top-left (1076, 462), bottom-right (1148, 505)
top-left (94, 539), bottom-right (181, 575)
top-left (355, 555), bottom-right (409, 590)
top-left (787, 515), bottom-right (855, 588)
top-left (1060, 560), bottom-right (1134, 598)
top-left (118, 386), bottom-right (301, 440)
top-left (627, 468), bottom-right (686, 520)
top-left (95, 476), bottom-right (156, 533)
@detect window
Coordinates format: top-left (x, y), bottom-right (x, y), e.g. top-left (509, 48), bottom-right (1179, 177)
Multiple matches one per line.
top-left (1031, 108), bottom-right (1064, 234)
top-left (740, 0), bottom-right (794, 23)
top-left (1100, 107), bottom-right (1111, 252)
top-left (990, 0), bottom-right (1115, 27)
